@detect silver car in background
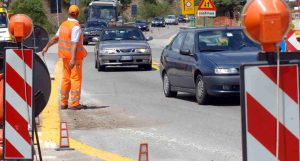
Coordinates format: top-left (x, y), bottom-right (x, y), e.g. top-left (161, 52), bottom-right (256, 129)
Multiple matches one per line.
top-left (93, 26), bottom-right (153, 71)
top-left (165, 15), bottom-right (178, 25)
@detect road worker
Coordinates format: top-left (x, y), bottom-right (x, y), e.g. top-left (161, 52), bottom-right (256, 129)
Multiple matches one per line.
top-left (42, 5), bottom-right (87, 110)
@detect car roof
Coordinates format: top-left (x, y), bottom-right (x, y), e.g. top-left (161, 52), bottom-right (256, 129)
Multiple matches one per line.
top-left (180, 26), bottom-right (243, 32)
top-left (103, 26), bottom-right (139, 30)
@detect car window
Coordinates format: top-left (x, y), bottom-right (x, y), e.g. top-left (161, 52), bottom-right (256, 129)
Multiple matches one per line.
top-left (86, 21), bottom-right (107, 28)
top-left (101, 28), bottom-right (145, 41)
top-left (136, 20), bottom-right (146, 23)
top-left (0, 12), bottom-right (7, 28)
top-left (198, 29), bottom-right (260, 52)
top-left (182, 32), bottom-right (194, 52)
top-left (171, 33), bottom-right (186, 52)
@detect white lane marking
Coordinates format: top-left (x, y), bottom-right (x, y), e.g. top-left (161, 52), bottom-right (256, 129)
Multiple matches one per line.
top-left (42, 156), bottom-right (57, 160)
top-left (119, 128), bottom-right (241, 160)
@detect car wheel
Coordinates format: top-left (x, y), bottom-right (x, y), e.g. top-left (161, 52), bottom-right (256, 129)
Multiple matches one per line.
top-left (97, 61), bottom-right (106, 72)
top-left (195, 75), bottom-right (209, 105)
top-left (95, 57), bottom-right (98, 69)
top-left (140, 64), bottom-right (152, 71)
top-left (163, 73), bottom-right (177, 97)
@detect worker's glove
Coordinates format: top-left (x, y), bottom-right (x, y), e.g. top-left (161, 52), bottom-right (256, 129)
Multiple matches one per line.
top-left (41, 47), bottom-right (48, 56)
top-left (68, 59), bottom-right (75, 69)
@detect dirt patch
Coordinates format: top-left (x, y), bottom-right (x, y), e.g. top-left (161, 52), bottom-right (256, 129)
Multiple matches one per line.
top-left (60, 105), bottom-right (150, 130)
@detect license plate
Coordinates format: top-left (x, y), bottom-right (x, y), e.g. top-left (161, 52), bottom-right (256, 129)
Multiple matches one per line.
top-left (121, 56), bottom-right (133, 61)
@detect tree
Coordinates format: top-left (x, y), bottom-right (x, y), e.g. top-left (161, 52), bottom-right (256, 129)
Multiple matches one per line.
top-left (10, 0), bottom-right (53, 33)
top-left (144, 0), bottom-right (157, 4)
top-left (138, 1), bottom-right (172, 19)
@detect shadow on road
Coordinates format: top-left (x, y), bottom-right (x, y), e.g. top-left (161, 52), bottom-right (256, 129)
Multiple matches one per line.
top-left (176, 93), bottom-right (240, 106)
top-left (82, 105), bottom-right (110, 110)
top-left (102, 66), bottom-right (157, 72)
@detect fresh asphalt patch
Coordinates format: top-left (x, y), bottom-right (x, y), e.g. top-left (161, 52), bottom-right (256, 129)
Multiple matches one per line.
top-left (60, 106), bottom-right (159, 130)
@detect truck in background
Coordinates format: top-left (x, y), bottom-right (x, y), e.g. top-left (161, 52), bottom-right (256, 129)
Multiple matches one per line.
top-left (86, 0), bottom-right (122, 26)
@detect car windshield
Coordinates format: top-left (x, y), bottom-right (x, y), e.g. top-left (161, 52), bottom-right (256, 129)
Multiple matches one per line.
top-left (0, 12), bottom-right (7, 28)
top-left (88, 5), bottom-right (116, 20)
top-left (198, 29), bottom-right (260, 52)
top-left (136, 20), bottom-right (146, 23)
top-left (167, 15), bottom-right (175, 19)
top-left (154, 17), bottom-right (161, 21)
top-left (86, 21), bottom-right (107, 28)
top-left (101, 28), bottom-right (145, 41)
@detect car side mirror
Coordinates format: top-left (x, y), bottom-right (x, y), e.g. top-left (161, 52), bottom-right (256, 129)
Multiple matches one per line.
top-left (146, 36), bottom-right (153, 41)
top-left (180, 49), bottom-right (192, 56)
top-left (92, 37), bottom-right (100, 42)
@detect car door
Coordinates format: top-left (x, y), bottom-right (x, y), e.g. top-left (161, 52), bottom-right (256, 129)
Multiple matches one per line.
top-left (177, 32), bottom-right (196, 88)
top-left (163, 32), bottom-right (187, 87)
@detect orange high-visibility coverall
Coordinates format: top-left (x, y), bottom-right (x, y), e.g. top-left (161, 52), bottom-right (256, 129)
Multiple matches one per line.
top-left (58, 20), bottom-right (87, 107)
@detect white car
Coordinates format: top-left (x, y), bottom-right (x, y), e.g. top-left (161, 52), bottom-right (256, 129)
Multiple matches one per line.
top-left (165, 15), bottom-right (178, 25)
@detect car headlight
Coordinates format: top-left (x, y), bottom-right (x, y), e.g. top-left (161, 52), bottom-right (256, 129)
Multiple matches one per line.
top-left (84, 31), bottom-right (90, 35)
top-left (214, 68), bottom-right (238, 74)
top-left (100, 48), bottom-right (117, 54)
top-left (135, 48), bottom-right (151, 53)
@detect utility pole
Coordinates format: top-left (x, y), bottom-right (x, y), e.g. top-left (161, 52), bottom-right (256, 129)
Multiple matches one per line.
top-left (56, 0), bottom-right (60, 28)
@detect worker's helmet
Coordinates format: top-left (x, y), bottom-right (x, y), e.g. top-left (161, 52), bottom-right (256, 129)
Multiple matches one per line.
top-left (68, 5), bottom-right (80, 15)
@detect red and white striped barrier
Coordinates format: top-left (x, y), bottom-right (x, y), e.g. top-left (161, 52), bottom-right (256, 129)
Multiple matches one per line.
top-left (4, 49), bottom-right (33, 159)
top-left (241, 64), bottom-right (300, 161)
top-left (286, 29), bottom-right (300, 51)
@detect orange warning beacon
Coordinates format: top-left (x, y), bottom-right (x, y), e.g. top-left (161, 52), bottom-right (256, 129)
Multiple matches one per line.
top-left (242, 0), bottom-right (290, 52)
top-left (8, 14), bottom-right (33, 43)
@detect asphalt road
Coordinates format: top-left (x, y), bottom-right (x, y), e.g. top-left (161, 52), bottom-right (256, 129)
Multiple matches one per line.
top-left (44, 25), bottom-right (242, 161)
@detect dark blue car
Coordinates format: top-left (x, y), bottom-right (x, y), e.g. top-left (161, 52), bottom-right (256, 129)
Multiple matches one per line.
top-left (160, 27), bottom-right (261, 104)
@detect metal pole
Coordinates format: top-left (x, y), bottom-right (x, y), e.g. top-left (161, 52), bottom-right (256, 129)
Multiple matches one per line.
top-left (56, 0), bottom-right (60, 28)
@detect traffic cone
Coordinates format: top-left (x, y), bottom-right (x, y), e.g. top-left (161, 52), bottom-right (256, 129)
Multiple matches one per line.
top-left (56, 122), bottom-right (74, 151)
top-left (138, 143), bottom-right (148, 161)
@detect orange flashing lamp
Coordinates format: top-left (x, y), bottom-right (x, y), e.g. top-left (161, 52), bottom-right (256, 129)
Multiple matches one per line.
top-left (242, 0), bottom-right (290, 52)
top-left (8, 14), bottom-right (33, 43)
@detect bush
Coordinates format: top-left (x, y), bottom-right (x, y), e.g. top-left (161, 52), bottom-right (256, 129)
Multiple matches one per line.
top-left (10, 0), bottom-right (54, 33)
top-left (138, 1), bottom-right (172, 20)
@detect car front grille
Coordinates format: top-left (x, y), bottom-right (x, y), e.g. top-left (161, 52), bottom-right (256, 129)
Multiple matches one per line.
top-left (117, 49), bottom-right (135, 53)
top-left (90, 31), bottom-right (100, 35)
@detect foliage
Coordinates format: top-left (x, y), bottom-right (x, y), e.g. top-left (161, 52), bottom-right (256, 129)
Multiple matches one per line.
top-left (138, 1), bottom-right (172, 19)
top-left (10, 0), bottom-right (54, 33)
top-left (144, 0), bottom-right (157, 4)
top-left (63, 0), bottom-right (70, 5)
top-left (80, 0), bottom-right (92, 6)
top-left (120, 0), bottom-right (132, 6)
